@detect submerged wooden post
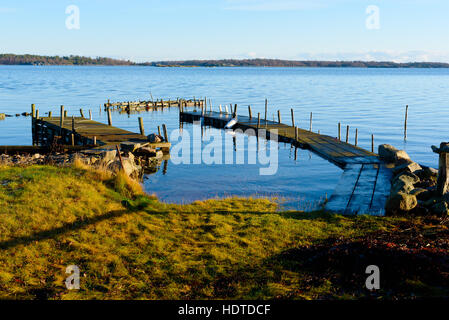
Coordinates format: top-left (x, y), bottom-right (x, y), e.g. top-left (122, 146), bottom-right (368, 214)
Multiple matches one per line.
top-left (295, 125), bottom-right (298, 140)
top-left (89, 110), bottom-right (92, 120)
top-left (80, 108), bottom-right (85, 118)
top-left (404, 105), bottom-right (408, 141)
top-left (257, 112), bottom-right (260, 130)
top-left (346, 125), bottom-right (349, 143)
top-left (233, 104), bottom-right (238, 117)
top-left (355, 128), bottom-right (358, 146)
top-left (248, 105), bottom-right (252, 119)
top-left (107, 108), bottom-right (112, 126)
top-left (162, 124), bottom-right (168, 142)
top-left (291, 108), bottom-right (295, 127)
top-left (309, 112), bottom-right (312, 132)
top-left (48, 111), bottom-right (52, 117)
top-left (264, 99), bottom-right (268, 121)
top-left (371, 134), bottom-right (374, 153)
top-left (432, 142), bottom-right (449, 196)
top-left (64, 110), bottom-right (68, 118)
top-left (138, 117), bottom-right (145, 136)
top-left (225, 105), bottom-right (229, 114)
top-left (219, 104), bottom-right (222, 113)
top-left (59, 105), bottom-right (65, 135)
top-left (277, 110), bottom-right (281, 123)
top-left (158, 126), bottom-right (161, 136)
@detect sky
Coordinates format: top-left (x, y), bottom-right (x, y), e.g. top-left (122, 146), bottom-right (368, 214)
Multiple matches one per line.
top-left (1, 0), bottom-right (449, 62)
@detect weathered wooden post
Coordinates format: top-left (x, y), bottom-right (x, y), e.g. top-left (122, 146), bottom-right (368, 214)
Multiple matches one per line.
top-left (162, 124), bottom-right (168, 142)
top-left (36, 110), bottom-right (39, 119)
top-left (338, 122), bottom-right (341, 141)
top-left (93, 136), bottom-right (97, 146)
top-left (89, 110), bottom-right (92, 120)
top-left (80, 108), bottom-right (85, 118)
top-left (71, 133), bottom-right (75, 146)
top-left (64, 110), bottom-right (68, 118)
top-left (257, 112), bottom-right (260, 130)
top-left (219, 104), bottom-right (222, 113)
top-left (404, 105), bottom-right (408, 141)
top-left (138, 117), bottom-right (145, 136)
top-left (309, 112), bottom-right (312, 132)
top-left (225, 105), bottom-right (229, 114)
top-left (355, 128), bottom-right (358, 146)
top-left (371, 134), bottom-right (374, 153)
top-left (107, 108), bottom-right (112, 126)
top-left (48, 111), bottom-right (52, 117)
top-left (60, 105), bottom-right (65, 135)
top-left (233, 104), bottom-right (237, 117)
top-left (291, 108), bottom-right (295, 127)
top-left (346, 125), bottom-right (349, 143)
top-left (72, 116), bottom-right (75, 132)
top-left (31, 104), bottom-right (36, 118)
top-left (295, 126), bottom-right (298, 140)
top-left (277, 110), bottom-right (281, 123)
top-left (158, 126), bottom-right (161, 136)
top-left (431, 142), bottom-right (449, 196)
top-left (248, 105), bottom-right (252, 119)
top-left (264, 99), bottom-right (268, 122)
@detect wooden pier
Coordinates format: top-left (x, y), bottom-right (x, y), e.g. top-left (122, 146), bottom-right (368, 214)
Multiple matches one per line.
top-left (105, 98), bottom-right (205, 113)
top-left (32, 116), bottom-right (170, 153)
top-left (180, 109), bottom-right (392, 216)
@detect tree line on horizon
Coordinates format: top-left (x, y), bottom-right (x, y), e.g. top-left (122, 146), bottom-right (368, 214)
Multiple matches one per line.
top-left (1, 54), bottom-right (449, 68)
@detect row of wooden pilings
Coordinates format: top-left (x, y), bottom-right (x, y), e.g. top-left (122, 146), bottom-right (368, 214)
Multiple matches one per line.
top-left (193, 99), bottom-right (384, 153)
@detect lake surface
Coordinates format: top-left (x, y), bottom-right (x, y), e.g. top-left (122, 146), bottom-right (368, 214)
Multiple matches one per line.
top-left (1, 66), bottom-right (448, 208)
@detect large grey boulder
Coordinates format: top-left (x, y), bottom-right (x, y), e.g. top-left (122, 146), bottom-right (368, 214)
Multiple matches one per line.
top-left (108, 157), bottom-right (141, 177)
top-left (392, 161), bottom-right (422, 175)
top-left (378, 144), bottom-right (411, 164)
top-left (386, 192), bottom-right (418, 213)
top-left (98, 150), bottom-right (117, 166)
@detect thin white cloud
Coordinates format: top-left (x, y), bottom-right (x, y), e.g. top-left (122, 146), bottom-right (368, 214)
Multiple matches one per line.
top-left (295, 51), bottom-right (449, 63)
top-left (224, 0), bottom-right (326, 11)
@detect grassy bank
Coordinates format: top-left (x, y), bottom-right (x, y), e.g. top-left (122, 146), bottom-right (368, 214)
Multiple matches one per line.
top-left (0, 164), bottom-right (447, 299)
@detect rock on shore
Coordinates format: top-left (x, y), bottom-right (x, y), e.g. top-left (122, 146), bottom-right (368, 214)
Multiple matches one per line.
top-left (379, 144), bottom-right (445, 216)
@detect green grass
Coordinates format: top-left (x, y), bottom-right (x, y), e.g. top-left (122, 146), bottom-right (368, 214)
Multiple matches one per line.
top-left (0, 165), bottom-right (443, 299)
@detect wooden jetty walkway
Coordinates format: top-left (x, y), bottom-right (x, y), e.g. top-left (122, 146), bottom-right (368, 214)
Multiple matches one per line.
top-left (180, 108), bottom-right (392, 216)
top-left (32, 114), bottom-right (170, 153)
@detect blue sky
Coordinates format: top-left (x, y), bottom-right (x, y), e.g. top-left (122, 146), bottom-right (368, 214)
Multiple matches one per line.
top-left (1, 0), bottom-right (449, 62)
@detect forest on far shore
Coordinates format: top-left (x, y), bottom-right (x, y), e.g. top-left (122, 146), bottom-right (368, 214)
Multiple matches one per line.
top-left (2, 54), bottom-right (449, 68)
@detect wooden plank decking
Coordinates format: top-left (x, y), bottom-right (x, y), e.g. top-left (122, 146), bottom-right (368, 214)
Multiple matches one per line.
top-left (34, 117), bottom-right (171, 152)
top-left (180, 109), bottom-right (392, 216)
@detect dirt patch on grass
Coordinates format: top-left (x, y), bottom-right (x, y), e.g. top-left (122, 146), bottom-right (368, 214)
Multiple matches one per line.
top-left (276, 217), bottom-right (449, 299)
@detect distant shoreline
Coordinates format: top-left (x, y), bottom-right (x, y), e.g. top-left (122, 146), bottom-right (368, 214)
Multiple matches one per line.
top-left (1, 54), bottom-right (449, 68)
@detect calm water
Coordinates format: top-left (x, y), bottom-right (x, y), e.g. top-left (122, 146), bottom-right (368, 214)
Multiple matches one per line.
top-left (1, 66), bottom-right (448, 208)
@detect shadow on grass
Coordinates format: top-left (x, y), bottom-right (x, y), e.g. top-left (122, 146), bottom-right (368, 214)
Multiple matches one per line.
top-left (0, 205), bottom-right (149, 250)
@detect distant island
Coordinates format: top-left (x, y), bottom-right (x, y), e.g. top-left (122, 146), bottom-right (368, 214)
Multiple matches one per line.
top-left (2, 54), bottom-right (449, 68)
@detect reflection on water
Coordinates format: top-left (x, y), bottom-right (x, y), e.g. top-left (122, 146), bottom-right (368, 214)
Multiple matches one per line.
top-left (144, 121), bottom-right (342, 210)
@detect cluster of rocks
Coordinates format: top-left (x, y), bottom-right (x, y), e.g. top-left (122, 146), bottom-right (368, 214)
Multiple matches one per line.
top-left (0, 135), bottom-right (167, 180)
top-left (0, 112), bottom-right (31, 119)
top-left (380, 144), bottom-right (446, 216)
